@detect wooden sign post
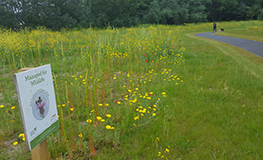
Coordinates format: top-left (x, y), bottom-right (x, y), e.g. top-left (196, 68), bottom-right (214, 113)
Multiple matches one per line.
top-left (31, 139), bottom-right (49, 160)
top-left (13, 65), bottom-right (59, 160)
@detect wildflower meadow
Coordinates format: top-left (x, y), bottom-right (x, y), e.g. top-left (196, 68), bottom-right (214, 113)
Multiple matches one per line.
top-left (1, 20), bottom-right (263, 159)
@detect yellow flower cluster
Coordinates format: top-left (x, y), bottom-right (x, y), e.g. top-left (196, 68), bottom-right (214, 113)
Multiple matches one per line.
top-left (156, 137), bottom-right (170, 159)
top-left (86, 119), bottom-right (92, 123)
top-left (13, 133), bottom-right (26, 146)
top-left (78, 133), bottom-right (83, 138)
top-left (106, 125), bottom-right (115, 130)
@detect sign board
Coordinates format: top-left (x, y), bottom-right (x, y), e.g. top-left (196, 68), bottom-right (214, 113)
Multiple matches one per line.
top-left (13, 64), bottom-right (59, 151)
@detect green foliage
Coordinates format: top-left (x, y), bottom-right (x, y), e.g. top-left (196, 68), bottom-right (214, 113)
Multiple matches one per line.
top-left (1, 0), bottom-right (263, 29)
top-left (0, 2), bottom-right (17, 28)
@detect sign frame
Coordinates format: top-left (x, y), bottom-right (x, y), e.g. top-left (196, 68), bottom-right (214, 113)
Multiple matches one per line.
top-left (13, 64), bottom-right (59, 151)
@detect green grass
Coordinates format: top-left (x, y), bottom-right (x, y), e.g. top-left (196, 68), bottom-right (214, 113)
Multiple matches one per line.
top-left (1, 21), bottom-right (263, 159)
top-left (213, 21), bottom-right (263, 42)
top-left (95, 24), bottom-right (263, 159)
top-left (214, 27), bottom-right (263, 42)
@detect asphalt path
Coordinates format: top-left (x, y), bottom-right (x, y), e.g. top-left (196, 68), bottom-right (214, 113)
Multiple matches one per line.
top-left (195, 32), bottom-right (263, 58)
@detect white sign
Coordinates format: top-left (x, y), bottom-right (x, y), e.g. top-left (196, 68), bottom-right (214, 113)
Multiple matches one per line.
top-left (13, 64), bottom-right (59, 151)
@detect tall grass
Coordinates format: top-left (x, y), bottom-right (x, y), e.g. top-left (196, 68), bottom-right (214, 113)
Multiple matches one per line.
top-left (0, 25), bottom-right (185, 159)
top-left (1, 20), bottom-right (263, 159)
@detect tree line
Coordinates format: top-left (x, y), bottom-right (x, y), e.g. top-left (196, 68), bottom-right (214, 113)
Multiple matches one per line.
top-left (1, 0), bottom-right (263, 30)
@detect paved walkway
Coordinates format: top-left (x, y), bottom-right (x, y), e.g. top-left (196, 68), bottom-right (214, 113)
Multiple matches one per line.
top-left (195, 32), bottom-right (263, 58)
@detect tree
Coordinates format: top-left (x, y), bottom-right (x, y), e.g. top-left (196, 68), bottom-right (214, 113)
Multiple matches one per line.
top-left (0, 0), bottom-right (21, 28)
top-left (180, 0), bottom-right (211, 23)
top-left (247, 3), bottom-right (262, 20)
top-left (206, 0), bottom-right (239, 21)
top-left (143, 0), bottom-right (188, 25)
top-left (0, 6), bottom-right (17, 28)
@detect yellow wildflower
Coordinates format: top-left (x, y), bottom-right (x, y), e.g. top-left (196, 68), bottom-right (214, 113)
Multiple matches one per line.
top-left (13, 141), bottom-right (18, 146)
top-left (96, 116), bottom-right (102, 120)
top-left (0, 105), bottom-right (4, 108)
top-left (134, 116), bottom-right (139, 120)
top-left (106, 125), bottom-right (111, 129)
top-left (106, 114), bottom-right (111, 118)
top-left (11, 106), bottom-right (15, 110)
top-left (78, 133), bottom-right (83, 138)
top-left (19, 133), bottom-right (25, 138)
top-left (152, 113), bottom-right (156, 116)
top-left (86, 119), bottom-right (92, 123)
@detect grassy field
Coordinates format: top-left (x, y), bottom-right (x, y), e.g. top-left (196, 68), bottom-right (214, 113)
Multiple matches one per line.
top-left (214, 24), bottom-right (263, 42)
top-left (1, 20), bottom-right (263, 159)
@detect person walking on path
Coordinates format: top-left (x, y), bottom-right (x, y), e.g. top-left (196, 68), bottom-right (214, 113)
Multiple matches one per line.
top-left (213, 22), bottom-right (217, 32)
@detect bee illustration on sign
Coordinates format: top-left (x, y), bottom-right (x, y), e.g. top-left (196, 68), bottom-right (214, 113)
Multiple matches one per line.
top-left (31, 90), bottom-right (49, 120)
top-left (35, 97), bottom-right (46, 118)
